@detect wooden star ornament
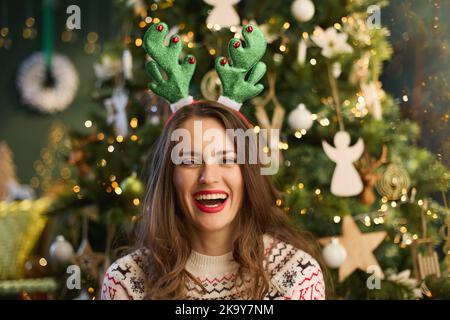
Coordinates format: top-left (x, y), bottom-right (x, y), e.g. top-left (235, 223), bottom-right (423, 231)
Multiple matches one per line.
top-left (319, 215), bottom-right (387, 282)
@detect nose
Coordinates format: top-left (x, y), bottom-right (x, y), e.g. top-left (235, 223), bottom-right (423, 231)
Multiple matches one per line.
top-left (199, 163), bottom-right (220, 185)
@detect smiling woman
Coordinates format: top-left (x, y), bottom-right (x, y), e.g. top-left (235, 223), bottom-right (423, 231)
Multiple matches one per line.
top-left (101, 101), bottom-right (327, 300)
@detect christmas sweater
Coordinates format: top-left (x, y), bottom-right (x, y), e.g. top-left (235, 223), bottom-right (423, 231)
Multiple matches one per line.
top-left (101, 234), bottom-right (325, 300)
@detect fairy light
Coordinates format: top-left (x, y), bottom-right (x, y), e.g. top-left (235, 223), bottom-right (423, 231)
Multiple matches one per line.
top-left (114, 187), bottom-right (123, 195)
top-left (107, 145), bottom-right (115, 153)
top-left (145, 17), bottom-right (152, 24)
top-left (153, 17), bottom-right (160, 23)
top-left (300, 129), bottom-right (307, 135)
top-left (334, 23), bottom-right (342, 30)
top-left (399, 226), bottom-right (407, 233)
top-left (418, 199), bottom-right (424, 206)
top-left (319, 118), bottom-right (330, 126)
top-left (310, 58), bottom-right (317, 65)
top-left (333, 216), bottom-right (341, 223)
top-left (109, 175), bottom-right (116, 182)
top-left (111, 182), bottom-right (119, 189)
top-left (300, 208), bottom-right (307, 215)
top-left (116, 135), bottom-right (124, 143)
top-left (99, 159), bottom-right (107, 167)
top-left (382, 196), bottom-right (388, 203)
top-left (402, 95), bottom-right (408, 102)
top-left (133, 198), bottom-right (140, 206)
top-left (97, 133), bottom-right (105, 141)
top-left (39, 258), bottom-right (48, 267)
top-left (279, 44), bottom-right (286, 52)
top-left (73, 185), bottom-right (80, 193)
top-left (253, 126), bottom-right (260, 133)
top-left (84, 120), bottom-right (92, 128)
top-left (302, 32), bottom-right (309, 39)
top-left (379, 204), bottom-right (388, 212)
top-left (131, 135), bottom-right (139, 142)
top-left (230, 26), bottom-right (237, 32)
top-left (391, 201), bottom-right (397, 208)
top-left (311, 114), bottom-right (318, 120)
top-left (150, 3), bottom-right (158, 11)
top-left (295, 131), bottom-right (302, 139)
top-left (213, 24), bottom-right (221, 31)
top-left (315, 189), bottom-right (321, 195)
top-left (283, 22), bottom-right (290, 29)
top-left (139, 21), bottom-right (146, 28)
top-left (276, 199), bottom-right (282, 206)
top-left (298, 182), bottom-right (304, 189)
top-left (209, 48), bottom-right (216, 55)
top-left (135, 38), bottom-right (143, 47)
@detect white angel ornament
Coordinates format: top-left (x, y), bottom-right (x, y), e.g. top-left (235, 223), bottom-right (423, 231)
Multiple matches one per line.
top-left (204, 0), bottom-right (241, 28)
top-left (322, 131), bottom-right (364, 197)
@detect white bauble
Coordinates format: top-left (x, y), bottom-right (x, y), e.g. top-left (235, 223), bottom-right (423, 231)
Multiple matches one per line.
top-left (288, 103), bottom-right (314, 131)
top-left (49, 235), bottom-right (74, 264)
top-left (291, 0), bottom-right (315, 22)
top-left (322, 238), bottom-right (347, 268)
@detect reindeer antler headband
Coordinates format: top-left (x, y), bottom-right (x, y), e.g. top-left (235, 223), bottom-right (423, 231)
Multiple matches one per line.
top-left (143, 22), bottom-right (267, 123)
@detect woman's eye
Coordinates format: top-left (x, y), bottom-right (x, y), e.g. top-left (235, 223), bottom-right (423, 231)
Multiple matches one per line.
top-left (180, 158), bottom-right (201, 166)
top-left (223, 157), bottom-right (237, 164)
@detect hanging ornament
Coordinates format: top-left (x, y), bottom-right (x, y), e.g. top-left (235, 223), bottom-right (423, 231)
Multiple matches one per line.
top-left (297, 39), bottom-right (308, 65)
top-left (201, 69), bottom-right (223, 100)
top-left (291, 0), bottom-right (315, 22)
top-left (17, 53), bottom-right (79, 114)
top-left (122, 49), bottom-right (133, 80)
top-left (322, 131), bottom-right (364, 197)
top-left (361, 82), bottom-right (384, 120)
top-left (49, 235), bottom-right (74, 265)
top-left (120, 174), bottom-right (145, 199)
top-left (376, 164), bottom-right (410, 201)
top-left (288, 103), bottom-right (314, 131)
top-left (204, 0), bottom-right (241, 29)
top-left (358, 145), bottom-right (388, 206)
top-left (332, 62), bottom-right (342, 78)
top-left (104, 87), bottom-right (129, 137)
top-left (322, 238), bottom-right (347, 268)
top-left (319, 216), bottom-right (387, 282)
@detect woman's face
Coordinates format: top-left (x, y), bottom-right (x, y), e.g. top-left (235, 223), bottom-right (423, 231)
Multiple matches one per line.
top-left (172, 116), bottom-right (244, 234)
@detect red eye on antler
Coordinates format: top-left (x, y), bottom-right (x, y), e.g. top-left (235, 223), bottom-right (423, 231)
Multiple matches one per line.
top-left (156, 24), bottom-right (164, 32)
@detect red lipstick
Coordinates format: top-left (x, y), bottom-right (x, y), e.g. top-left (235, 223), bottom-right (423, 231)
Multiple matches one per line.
top-left (192, 190), bottom-right (229, 214)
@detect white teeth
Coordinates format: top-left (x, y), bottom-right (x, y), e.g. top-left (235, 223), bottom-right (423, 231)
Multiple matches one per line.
top-left (194, 193), bottom-right (228, 201)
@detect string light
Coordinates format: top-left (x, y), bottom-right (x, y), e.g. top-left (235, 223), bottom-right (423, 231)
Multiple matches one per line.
top-left (310, 58), bottom-right (317, 65)
top-left (84, 120), bottom-right (93, 128)
top-left (135, 38), bottom-right (143, 47)
top-left (73, 185), bottom-right (80, 193)
top-left (116, 135), bottom-right (124, 143)
top-left (333, 216), bottom-right (341, 223)
top-left (133, 198), bottom-right (140, 206)
top-left (107, 145), bottom-right (115, 153)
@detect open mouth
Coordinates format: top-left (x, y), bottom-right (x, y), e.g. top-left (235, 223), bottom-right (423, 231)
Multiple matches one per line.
top-left (192, 191), bottom-right (229, 214)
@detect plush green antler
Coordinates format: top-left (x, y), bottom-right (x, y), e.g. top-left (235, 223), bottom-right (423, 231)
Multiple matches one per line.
top-left (215, 24), bottom-right (267, 110)
top-left (143, 22), bottom-right (196, 111)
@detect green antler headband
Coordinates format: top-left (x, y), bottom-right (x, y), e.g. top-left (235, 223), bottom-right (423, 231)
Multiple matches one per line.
top-left (143, 22), bottom-right (267, 114)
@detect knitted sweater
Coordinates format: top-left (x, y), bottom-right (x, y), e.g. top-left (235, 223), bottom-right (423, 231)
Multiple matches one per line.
top-left (101, 234), bottom-right (325, 300)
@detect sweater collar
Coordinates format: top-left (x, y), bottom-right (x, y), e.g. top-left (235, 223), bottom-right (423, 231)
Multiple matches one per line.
top-left (186, 249), bottom-right (239, 276)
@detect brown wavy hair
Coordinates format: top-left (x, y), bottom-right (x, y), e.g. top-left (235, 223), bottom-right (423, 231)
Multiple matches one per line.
top-left (136, 100), bottom-right (330, 299)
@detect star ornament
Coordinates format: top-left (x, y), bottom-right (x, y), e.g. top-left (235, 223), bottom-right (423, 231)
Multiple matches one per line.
top-left (320, 215), bottom-right (387, 282)
top-left (311, 26), bottom-right (353, 59)
top-left (72, 239), bottom-right (105, 280)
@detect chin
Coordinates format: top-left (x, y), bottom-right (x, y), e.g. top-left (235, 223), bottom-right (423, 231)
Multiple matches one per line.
top-left (194, 212), bottom-right (236, 233)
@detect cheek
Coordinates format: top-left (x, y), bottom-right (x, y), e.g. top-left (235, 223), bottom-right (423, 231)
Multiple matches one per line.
top-left (173, 168), bottom-right (196, 200)
top-left (229, 167), bottom-right (244, 203)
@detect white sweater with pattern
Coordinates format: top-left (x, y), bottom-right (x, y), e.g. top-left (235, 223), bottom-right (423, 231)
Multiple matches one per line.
top-left (101, 234), bottom-right (325, 300)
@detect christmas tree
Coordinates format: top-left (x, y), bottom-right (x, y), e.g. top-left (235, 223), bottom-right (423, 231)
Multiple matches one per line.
top-left (47, 0), bottom-right (450, 299)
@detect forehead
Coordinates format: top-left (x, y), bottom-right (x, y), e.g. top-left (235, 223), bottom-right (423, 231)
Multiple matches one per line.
top-left (177, 116), bottom-right (234, 149)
